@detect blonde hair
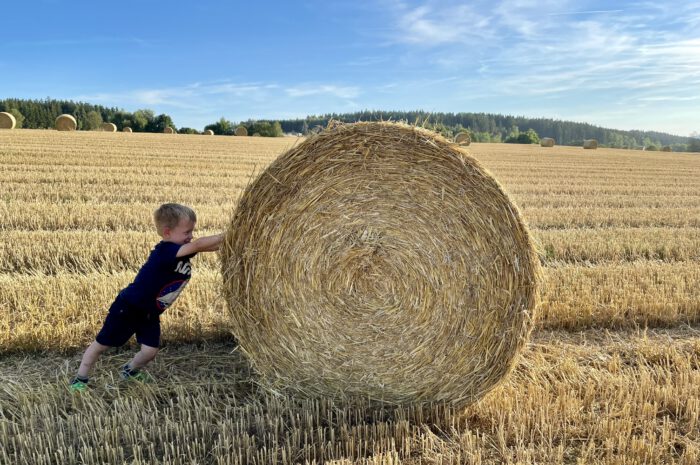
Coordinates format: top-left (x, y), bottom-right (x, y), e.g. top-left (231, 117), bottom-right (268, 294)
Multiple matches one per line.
top-left (154, 203), bottom-right (197, 235)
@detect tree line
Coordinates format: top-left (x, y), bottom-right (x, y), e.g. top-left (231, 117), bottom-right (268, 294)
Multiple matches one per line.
top-left (0, 98), bottom-right (176, 133)
top-left (278, 110), bottom-right (699, 152)
top-left (2, 99), bottom-right (698, 151)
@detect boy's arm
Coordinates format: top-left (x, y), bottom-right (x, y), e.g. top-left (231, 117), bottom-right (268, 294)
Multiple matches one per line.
top-left (176, 233), bottom-right (224, 257)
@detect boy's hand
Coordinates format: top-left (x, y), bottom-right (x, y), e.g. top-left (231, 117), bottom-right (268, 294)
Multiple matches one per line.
top-left (176, 233), bottom-right (223, 257)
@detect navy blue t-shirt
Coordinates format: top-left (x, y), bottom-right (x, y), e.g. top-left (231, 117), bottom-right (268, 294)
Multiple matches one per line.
top-left (119, 241), bottom-right (197, 314)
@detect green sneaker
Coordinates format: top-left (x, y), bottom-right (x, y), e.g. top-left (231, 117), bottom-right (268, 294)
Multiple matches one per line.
top-left (69, 378), bottom-right (88, 392)
top-left (120, 365), bottom-right (153, 383)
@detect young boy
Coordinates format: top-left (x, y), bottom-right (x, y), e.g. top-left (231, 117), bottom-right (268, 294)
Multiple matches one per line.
top-left (70, 203), bottom-right (223, 391)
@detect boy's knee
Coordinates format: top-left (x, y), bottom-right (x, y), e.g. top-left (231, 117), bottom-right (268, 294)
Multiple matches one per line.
top-left (141, 345), bottom-right (159, 359)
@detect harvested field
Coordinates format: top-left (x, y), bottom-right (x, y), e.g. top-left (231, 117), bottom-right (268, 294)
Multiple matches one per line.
top-left (0, 130), bottom-right (699, 464)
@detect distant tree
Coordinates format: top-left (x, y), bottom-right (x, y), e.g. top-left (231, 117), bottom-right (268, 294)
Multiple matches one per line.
top-left (243, 120), bottom-right (284, 137)
top-left (84, 110), bottom-right (103, 130)
top-left (645, 144), bottom-right (659, 151)
top-left (132, 109), bottom-right (154, 132)
top-left (148, 114), bottom-right (176, 133)
top-left (506, 128), bottom-right (539, 144)
top-left (688, 138), bottom-right (700, 153)
top-left (178, 127), bottom-right (199, 134)
top-left (205, 117), bottom-right (234, 135)
top-left (7, 108), bottom-right (24, 128)
top-left (505, 125), bottom-right (519, 142)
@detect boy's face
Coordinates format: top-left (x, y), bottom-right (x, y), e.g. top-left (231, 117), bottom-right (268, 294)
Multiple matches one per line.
top-left (162, 218), bottom-right (195, 245)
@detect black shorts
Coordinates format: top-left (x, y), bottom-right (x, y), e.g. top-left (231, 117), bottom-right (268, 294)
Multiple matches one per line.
top-left (95, 297), bottom-right (160, 348)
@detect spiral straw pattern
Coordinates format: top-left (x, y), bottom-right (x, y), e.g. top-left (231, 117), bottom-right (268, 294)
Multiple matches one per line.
top-left (222, 122), bottom-right (541, 407)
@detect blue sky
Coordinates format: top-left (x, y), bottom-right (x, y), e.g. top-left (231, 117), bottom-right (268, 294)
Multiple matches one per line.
top-left (3, 0), bottom-right (699, 136)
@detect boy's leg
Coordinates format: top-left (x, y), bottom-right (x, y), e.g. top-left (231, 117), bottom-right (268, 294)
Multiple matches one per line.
top-left (122, 344), bottom-right (158, 382)
top-left (77, 341), bottom-right (110, 378)
top-left (126, 344), bottom-right (159, 370)
top-left (126, 314), bottom-right (161, 371)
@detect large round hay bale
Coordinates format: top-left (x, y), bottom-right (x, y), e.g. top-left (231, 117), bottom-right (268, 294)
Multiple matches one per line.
top-left (235, 126), bottom-right (248, 136)
top-left (0, 112), bottom-right (16, 129)
top-left (221, 122), bottom-right (541, 407)
top-left (583, 139), bottom-right (598, 149)
top-left (55, 114), bottom-right (77, 131)
top-left (123, 127), bottom-right (133, 133)
top-left (454, 131), bottom-right (471, 146)
top-left (101, 122), bottom-right (117, 132)
top-left (164, 126), bottom-right (175, 134)
top-left (540, 137), bottom-right (555, 147)
top-left (204, 129), bottom-right (214, 135)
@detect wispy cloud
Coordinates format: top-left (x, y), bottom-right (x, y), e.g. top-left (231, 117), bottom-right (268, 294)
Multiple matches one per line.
top-left (285, 85), bottom-right (360, 99)
top-left (545, 10), bottom-right (625, 16)
top-left (8, 37), bottom-right (153, 48)
top-left (73, 80), bottom-right (364, 128)
top-left (390, 1), bottom-right (494, 45)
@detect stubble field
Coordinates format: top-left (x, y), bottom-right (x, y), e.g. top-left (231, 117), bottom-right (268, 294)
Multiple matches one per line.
top-left (1, 129), bottom-right (699, 464)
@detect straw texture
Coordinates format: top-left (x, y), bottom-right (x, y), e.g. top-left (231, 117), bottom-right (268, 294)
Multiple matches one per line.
top-left (221, 122), bottom-right (541, 407)
top-left (204, 129), bottom-right (215, 135)
top-left (164, 126), bottom-right (175, 134)
top-left (583, 139), bottom-right (598, 149)
top-left (235, 126), bottom-right (248, 136)
top-left (454, 131), bottom-right (471, 146)
top-left (55, 114), bottom-right (77, 131)
top-left (101, 122), bottom-right (117, 132)
top-left (0, 112), bottom-right (16, 129)
top-left (123, 127), bottom-right (133, 133)
top-left (540, 137), bottom-right (555, 147)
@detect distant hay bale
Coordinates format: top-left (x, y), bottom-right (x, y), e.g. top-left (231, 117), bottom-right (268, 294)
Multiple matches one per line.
top-left (252, 133), bottom-right (261, 137)
top-left (101, 122), bottom-right (117, 132)
top-left (454, 131), bottom-right (471, 146)
top-left (235, 126), bottom-right (248, 136)
top-left (583, 139), bottom-right (598, 149)
top-left (221, 121), bottom-right (541, 408)
top-left (55, 114), bottom-right (77, 131)
top-left (204, 129), bottom-right (214, 135)
top-left (540, 137), bottom-right (555, 147)
top-left (0, 112), bottom-right (16, 129)
top-left (123, 127), bottom-right (133, 133)
top-left (661, 146), bottom-right (671, 152)
top-left (164, 126), bottom-right (175, 134)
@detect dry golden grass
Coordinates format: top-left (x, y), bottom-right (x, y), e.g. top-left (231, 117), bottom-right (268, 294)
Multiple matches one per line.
top-left (0, 329), bottom-right (697, 464)
top-left (0, 130), bottom-right (699, 463)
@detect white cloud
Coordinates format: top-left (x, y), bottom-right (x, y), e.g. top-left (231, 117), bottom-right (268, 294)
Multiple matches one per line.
top-left (390, 2), bottom-right (494, 45)
top-left (285, 85), bottom-right (360, 99)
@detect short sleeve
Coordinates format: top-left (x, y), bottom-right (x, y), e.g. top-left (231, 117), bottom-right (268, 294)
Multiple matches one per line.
top-left (156, 242), bottom-right (183, 268)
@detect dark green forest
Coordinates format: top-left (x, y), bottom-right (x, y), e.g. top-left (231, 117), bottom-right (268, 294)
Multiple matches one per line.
top-left (2, 98), bottom-right (698, 152)
top-left (278, 110), bottom-right (698, 151)
top-left (0, 98), bottom-right (176, 133)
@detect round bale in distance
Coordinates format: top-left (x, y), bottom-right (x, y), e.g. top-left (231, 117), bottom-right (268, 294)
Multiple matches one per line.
top-left (454, 131), bottom-right (471, 146)
top-left (204, 129), bottom-right (214, 135)
top-left (0, 112), bottom-right (16, 129)
top-left (221, 122), bottom-right (541, 407)
top-left (101, 122), bottom-right (117, 132)
top-left (540, 137), bottom-right (555, 147)
top-left (163, 126), bottom-right (175, 134)
top-left (583, 139), bottom-right (598, 149)
top-left (55, 114), bottom-right (77, 131)
top-left (123, 127), bottom-right (133, 133)
top-left (235, 126), bottom-right (248, 136)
